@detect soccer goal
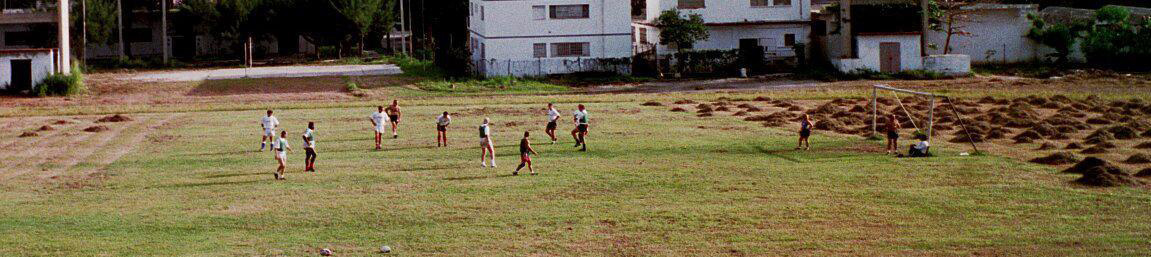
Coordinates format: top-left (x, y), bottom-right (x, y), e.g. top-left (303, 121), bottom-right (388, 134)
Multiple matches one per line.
top-left (870, 84), bottom-right (981, 154)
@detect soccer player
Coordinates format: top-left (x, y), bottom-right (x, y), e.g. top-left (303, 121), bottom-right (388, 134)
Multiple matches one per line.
top-left (386, 100), bottom-right (402, 138)
top-left (570, 104), bottom-right (589, 151)
top-left (260, 110), bottom-right (279, 151)
top-left (885, 114), bottom-right (902, 154)
top-left (369, 106), bottom-right (389, 150)
top-left (436, 111), bottom-right (452, 147)
top-left (514, 131), bottom-right (539, 176)
top-left (302, 122), bottom-right (317, 172)
top-left (796, 114), bottom-right (814, 150)
top-left (545, 103), bottom-right (560, 144)
top-left (479, 118), bottom-right (496, 168)
top-left (273, 130), bottom-right (292, 180)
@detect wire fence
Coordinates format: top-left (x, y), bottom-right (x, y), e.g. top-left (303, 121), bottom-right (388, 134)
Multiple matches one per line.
top-left (474, 58), bottom-right (631, 77)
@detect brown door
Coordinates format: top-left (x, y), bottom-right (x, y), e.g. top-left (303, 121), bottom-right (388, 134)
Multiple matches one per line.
top-left (879, 42), bottom-right (901, 73)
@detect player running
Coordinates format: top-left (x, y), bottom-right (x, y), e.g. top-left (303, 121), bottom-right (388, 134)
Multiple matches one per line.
top-left (260, 110), bottom-right (279, 151)
top-left (480, 118), bottom-right (496, 168)
top-left (273, 130), bottom-right (292, 180)
top-left (369, 106), bottom-right (389, 150)
top-left (885, 114), bottom-right (902, 154)
top-left (796, 114), bottom-right (814, 150)
top-left (386, 100), bottom-right (402, 138)
top-left (436, 111), bottom-right (452, 147)
top-left (302, 122), bottom-right (317, 172)
top-left (571, 104), bottom-right (589, 151)
top-left (545, 103), bottom-right (560, 144)
top-left (514, 131), bottom-right (539, 176)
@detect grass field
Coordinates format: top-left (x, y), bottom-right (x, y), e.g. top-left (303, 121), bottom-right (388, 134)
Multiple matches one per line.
top-left (2, 91), bottom-right (1150, 256)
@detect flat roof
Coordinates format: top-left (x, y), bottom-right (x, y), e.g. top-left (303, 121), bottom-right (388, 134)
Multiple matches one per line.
top-left (0, 48), bottom-right (55, 55)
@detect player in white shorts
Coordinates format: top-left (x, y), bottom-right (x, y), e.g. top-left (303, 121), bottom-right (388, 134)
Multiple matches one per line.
top-left (479, 118), bottom-right (496, 168)
top-left (260, 110), bottom-right (279, 151)
top-left (436, 111), bottom-right (452, 147)
top-left (545, 103), bottom-right (560, 144)
top-left (369, 106), bottom-right (389, 150)
top-left (272, 130), bottom-right (293, 180)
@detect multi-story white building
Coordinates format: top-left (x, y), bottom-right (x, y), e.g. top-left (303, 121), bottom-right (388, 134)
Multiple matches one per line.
top-left (634, 0), bottom-right (812, 61)
top-left (468, 0), bottom-right (633, 77)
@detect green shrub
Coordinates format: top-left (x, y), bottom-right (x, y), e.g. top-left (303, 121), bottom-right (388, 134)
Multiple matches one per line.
top-left (35, 65), bottom-right (86, 97)
top-left (384, 55), bottom-right (445, 79)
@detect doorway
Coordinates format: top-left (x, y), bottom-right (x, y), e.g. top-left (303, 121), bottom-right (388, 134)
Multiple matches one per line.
top-left (10, 59), bottom-right (33, 92)
top-left (879, 42), bottom-right (901, 73)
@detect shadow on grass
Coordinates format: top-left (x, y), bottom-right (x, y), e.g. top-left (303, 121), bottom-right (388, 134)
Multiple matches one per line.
top-left (161, 179), bottom-right (264, 189)
top-left (443, 174), bottom-right (515, 181)
top-left (203, 172), bottom-right (265, 179)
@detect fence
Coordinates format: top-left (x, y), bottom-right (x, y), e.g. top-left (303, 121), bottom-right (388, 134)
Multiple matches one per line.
top-left (474, 58), bottom-right (632, 77)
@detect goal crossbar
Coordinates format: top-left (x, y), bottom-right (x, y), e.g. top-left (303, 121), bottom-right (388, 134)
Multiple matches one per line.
top-left (870, 84), bottom-right (982, 154)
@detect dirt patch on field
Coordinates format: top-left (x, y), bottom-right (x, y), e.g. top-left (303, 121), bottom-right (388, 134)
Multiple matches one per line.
top-left (83, 126), bottom-right (111, 132)
top-left (1125, 153), bottom-right (1151, 164)
top-left (96, 114), bottom-right (134, 123)
top-left (19, 132), bottom-right (38, 137)
top-left (37, 125), bottom-right (55, 131)
top-left (1064, 158), bottom-right (1143, 187)
top-left (186, 76), bottom-right (416, 96)
top-left (641, 101), bottom-right (663, 106)
top-left (1031, 152), bottom-right (1081, 165)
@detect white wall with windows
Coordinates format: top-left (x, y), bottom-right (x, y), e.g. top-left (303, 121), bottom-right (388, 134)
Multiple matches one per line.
top-left (635, 0), bottom-right (812, 57)
top-left (643, 0), bottom-right (811, 23)
top-left (469, 0), bottom-right (633, 77)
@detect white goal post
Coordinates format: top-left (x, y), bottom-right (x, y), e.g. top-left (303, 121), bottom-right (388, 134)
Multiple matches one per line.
top-left (871, 85), bottom-right (938, 145)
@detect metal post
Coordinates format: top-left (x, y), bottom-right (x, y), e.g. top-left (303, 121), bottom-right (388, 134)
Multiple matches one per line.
top-left (161, 0), bottom-right (169, 63)
top-left (116, 0), bottom-right (124, 58)
top-left (57, 0), bottom-right (70, 74)
top-left (928, 96), bottom-right (935, 144)
top-left (871, 87), bottom-right (878, 136)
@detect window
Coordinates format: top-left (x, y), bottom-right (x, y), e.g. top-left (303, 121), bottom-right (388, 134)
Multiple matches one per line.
top-left (678, 0), bottom-right (705, 9)
top-left (533, 43), bottom-right (547, 58)
top-left (551, 42), bottom-right (590, 57)
top-left (550, 5), bottom-right (589, 19)
top-left (128, 28), bottom-right (153, 43)
top-left (4, 32), bottom-right (33, 46)
top-left (480, 6), bottom-right (485, 20)
top-left (639, 28), bottom-right (649, 44)
top-left (750, 0), bottom-right (768, 7)
top-left (533, 5), bottom-right (547, 20)
top-left (773, 0), bottom-right (791, 6)
top-left (784, 34), bottom-right (796, 47)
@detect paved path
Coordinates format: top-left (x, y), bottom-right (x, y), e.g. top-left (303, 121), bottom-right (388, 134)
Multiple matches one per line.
top-left (128, 64), bottom-right (403, 82)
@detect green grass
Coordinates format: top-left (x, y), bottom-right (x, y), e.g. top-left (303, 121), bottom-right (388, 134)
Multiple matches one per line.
top-left (415, 77), bottom-right (571, 94)
top-left (1, 98), bottom-right (1149, 256)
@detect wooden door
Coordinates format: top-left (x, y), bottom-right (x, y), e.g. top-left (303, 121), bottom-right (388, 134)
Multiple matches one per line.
top-left (11, 59), bottom-right (32, 91)
top-left (879, 42), bottom-right (901, 73)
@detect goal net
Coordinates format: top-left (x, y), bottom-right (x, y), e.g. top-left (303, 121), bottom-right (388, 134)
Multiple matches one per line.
top-left (870, 84), bottom-right (982, 154)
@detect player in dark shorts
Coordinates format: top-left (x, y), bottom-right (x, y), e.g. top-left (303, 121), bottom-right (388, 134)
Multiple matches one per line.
top-left (386, 100), bottom-right (402, 138)
top-left (436, 111), bottom-right (451, 147)
top-left (885, 114), bottom-right (902, 154)
top-left (796, 114), bottom-right (814, 150)
top-left (545, 103), bottom-right (560, 144)
top-left (302, 122), bottom-right (317, 172)
top-left (514, 131), bottom-right (539, 176)
top-left (571, 104), bottom-right (589, 151)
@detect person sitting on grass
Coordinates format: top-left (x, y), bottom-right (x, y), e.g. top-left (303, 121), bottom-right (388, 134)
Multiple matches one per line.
top-left (302, 122), bottom-right (317, 172)
top-left (908, 134), bottom-right (931, 157)
top-left (273, 130), bottom-right (292, 180)
top-left (436, 111), bottom-right (452, 147)
top-left (514, 131), bottom-right (539, 176)
top-left (795, 114), bottom-right (814, 150)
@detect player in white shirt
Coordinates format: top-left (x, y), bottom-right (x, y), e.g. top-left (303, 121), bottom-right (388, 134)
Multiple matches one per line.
top-left (545, 103), bottom-right (560, 144)
top-left (479, 118), bottom-right (496, 168)
top-left (260, 110), bottom-right (279, 151)
top-left (369, 106), bottom-right (389, 150)
top-left (302, 122), bottom-right (317, 172)
top-left (272, 130), bottom-right (292, 180)
top-left (570, 104), bottom-right (590, 151)
top-left (436, 111), bottom-right (452, 147)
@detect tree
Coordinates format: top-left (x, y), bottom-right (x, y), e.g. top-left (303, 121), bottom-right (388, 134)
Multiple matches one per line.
top-left (331, 0), bottom-right (384, 54)
top-left (371, 0), bottom-right (398, 52)
top-left (929, 0), bottom-right (976, 54)
top-left (79, 0), bottom-right (116, 46)
top-left (1026, 13), bottom-right (1079, 64)
top-left (655, 9), bottom-right (708, 50)
top-left (1080, 6), bottom-right (1151, 70)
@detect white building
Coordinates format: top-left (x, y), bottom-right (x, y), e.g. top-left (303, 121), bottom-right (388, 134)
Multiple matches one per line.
top-left (1, 0), bottom-right (69, 92)
top-left (633, 0), bottom-right (812, 61)
top-left (925, 4), bottom-right (1039, 64)
top-left (468, 0), bottom-right (633, 77)
top-left (813, 0), bottom-right (970, 75)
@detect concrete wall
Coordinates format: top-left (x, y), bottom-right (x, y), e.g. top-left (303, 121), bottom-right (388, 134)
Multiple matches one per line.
top-left (639, 24), bottom-right (809, 54)
top-left (0, 50), bottom-right (57, 90)
top-left (833, 34), bottom-right (922, 73)
top-left (923, 54), bottom-right (971, 75)
top-left (925, 7), bottom-right (1039, 64)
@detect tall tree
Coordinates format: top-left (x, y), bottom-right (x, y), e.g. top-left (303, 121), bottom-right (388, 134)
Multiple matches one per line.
top-left (330, 0), bottom-right (383, 54)
top-left (372, 0), bottom-right (399, 53)
top-left (79, 0), bottom-right (116, 46)
top-left (655, 9), bottom-right (709, 50)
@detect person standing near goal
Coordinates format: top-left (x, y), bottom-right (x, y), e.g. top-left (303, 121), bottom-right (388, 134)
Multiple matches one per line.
top-left (436, 111), bottom-right (452, 147)
top-left (571, 104), bottom-right (589, 152)
top-left (369, 106), bottom-right (389, 150)
top-left (259, 110), bottom-right (279, 151)
top-left (796, 114), bottom-right (814, 150)
top-left (479, 118), bottom-right (496, 168)
top-left (545, 103), bottom-right (560, 144)
top-left (885, 114), bottom-right (902, 154)
top-left (302, 122), bottom-right (317, 172)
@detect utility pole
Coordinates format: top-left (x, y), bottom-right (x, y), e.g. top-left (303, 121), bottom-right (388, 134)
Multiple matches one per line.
top-left (161, 0), bottom-right (168, 63)
top-left (116, 0), bottom-right (124, 58)
top-left (406, 0), bottom-right (413, 54)
top-left (80, 0), bottom-right (87, 61)
top-left (399, 0), bottom-right (407, 55)
top-left (58, 0), bottom-right (71, 74)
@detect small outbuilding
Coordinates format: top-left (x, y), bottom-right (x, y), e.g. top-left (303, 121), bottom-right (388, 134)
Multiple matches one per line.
top-left (1, 48), bottom-right (61, 92)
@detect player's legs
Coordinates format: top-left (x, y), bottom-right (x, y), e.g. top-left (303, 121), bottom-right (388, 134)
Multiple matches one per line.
top-left (375, 131), bottom-right (382, 149)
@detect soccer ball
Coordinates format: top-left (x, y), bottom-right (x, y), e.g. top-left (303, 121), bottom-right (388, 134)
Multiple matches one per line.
top-left (319, 248), bottom-right (333, 256)
top-left (380, 245), bottom-right (392, 253)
